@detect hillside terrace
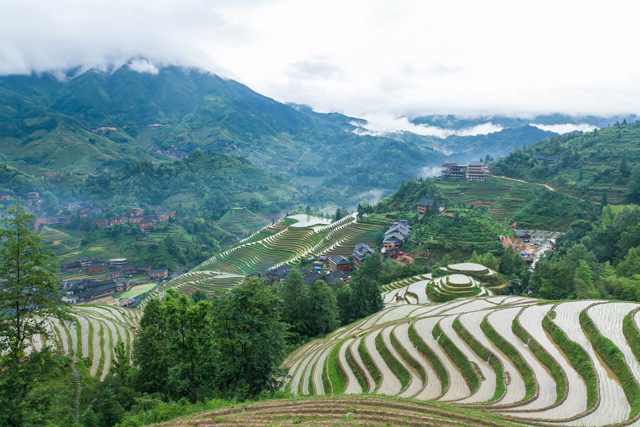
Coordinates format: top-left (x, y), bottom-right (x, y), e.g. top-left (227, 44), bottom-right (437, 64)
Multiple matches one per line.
top-left (247, 265), bottom-right (350, 286)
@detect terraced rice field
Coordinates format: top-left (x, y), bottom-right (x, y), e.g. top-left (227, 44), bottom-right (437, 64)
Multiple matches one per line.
top-left (25, 305), bottom-right (140, 380)
top-left (138, 271), bottom-right (244, 308)
top-left (283, 290), bottom-right (640, 426)
top-left (195, 214), bottom-right (360, 275)
top-left (150, 215), bottom-right (385, 303)
top-left (155, 395), bottom-right (520, 427)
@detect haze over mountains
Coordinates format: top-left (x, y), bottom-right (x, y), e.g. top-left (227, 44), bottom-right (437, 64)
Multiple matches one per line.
top-left (1, 60), bottom-right (636, 205)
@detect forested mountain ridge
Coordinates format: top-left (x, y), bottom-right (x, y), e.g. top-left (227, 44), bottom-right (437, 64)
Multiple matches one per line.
top-left (491, 120), bottom-right (640, 204)
top-left (0, 64), bottom-right (447, 204)
top-left (81, 150), bottom-right (301, 220)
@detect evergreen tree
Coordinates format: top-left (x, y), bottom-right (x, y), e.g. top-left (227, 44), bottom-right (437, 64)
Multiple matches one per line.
top-left (0, 205), bottom-right (69, 426)
top-left (279, 268), bottom-right (311, 337)
top-left (574, 260), bottom-right (599, 299)
top-left (134, 298), bottom-right (171, 395)
top-left (335, 284), bottom-right (353, 325)
top-left (617, 246), bottom-right (640, 277)
top-left (350, 254), bottom-right (384, 319)
top-left (620, 157), bottom-right (629, 178)
top-left (163, 290), bottom-right (215, 403)
top-left (212, 278), bottom-right (288, 398)
top-left (308, 280), bottom-right (340, 335)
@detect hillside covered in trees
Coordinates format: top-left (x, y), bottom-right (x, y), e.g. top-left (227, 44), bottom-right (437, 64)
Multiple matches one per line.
top-left (492, 120), bottom-right (640, 204)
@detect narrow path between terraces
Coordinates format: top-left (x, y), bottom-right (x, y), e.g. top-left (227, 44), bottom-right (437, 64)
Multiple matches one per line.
top-left (492, 175), bottom-right (598, 204)
top-left (491, 175), bottom-right (556, 192)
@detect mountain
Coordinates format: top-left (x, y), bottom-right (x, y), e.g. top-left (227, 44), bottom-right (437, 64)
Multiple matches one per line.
top-left (491, 120), bottom-right (640, 204)
top-left (410, 113), bottom-right (640, 130)
top-left (438, 125), bottom-right (556, 162)
top-left (0, 63), bottom-right (446, 205)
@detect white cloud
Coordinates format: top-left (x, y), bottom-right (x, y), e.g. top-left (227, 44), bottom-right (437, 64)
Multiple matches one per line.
top-left (531, 123), bottom-right (598, 134)
top-left (419, 166), bottom-right (443, 178)
top-left (353, 114), bottom-right (503, 138)
top-left (284, 59), bottom-right (343, 81)
top-left (2, 0), bottom-right (640, 118)
top-left (128, 59), bottom-right (159, 75)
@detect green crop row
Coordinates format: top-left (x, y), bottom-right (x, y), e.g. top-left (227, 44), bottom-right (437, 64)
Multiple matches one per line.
top-left (542, 314), bottom-right (598, 410)
top-left (581, 308), bottom-right (640, 418)
top-left (480, 316), bottom-right (535, 401)
top-left (453, 318), bottom-right (504, 402)
top-left (433, 322), bottom-right (479, 393)
top-left (408, 322), bottom-right (447, 394)
top-left (512, 310), bottom-right (566, 404)
top-left (375, 330), bottom-right (410, 391)
top-left (358, 335), bottom-right (382, 388)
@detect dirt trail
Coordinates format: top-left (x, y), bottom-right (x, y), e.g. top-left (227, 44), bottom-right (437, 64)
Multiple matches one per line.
top-left (492, 175), bottom-right (556, 192)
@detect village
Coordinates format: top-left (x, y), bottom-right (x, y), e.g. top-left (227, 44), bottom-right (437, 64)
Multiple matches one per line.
top-left (4, 161), bottom-right (556, 309)
top-left (0, 191), bottom-right (176, 233)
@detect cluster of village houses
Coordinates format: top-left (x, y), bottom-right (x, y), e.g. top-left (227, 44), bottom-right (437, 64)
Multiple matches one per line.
top-left (61, 257), bottom-right (177, 304)
top-left (95, 208), bottom-right (176, 232)
top-left (0, 191), bottom-right (176, 234)
top-left (248, 242), bottom-right (377, 287)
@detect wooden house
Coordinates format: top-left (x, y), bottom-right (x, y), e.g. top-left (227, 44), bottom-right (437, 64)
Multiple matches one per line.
top-left (329, 255), bottom-right (351, 273)
top-left (353, 243), bottom-right (374, 269)
top-left (87, 263), bottom-right (105, 274)
top-left (149, 269), bottom-right (168, 279)
top-left (107, 269), bottom-right (124, 279)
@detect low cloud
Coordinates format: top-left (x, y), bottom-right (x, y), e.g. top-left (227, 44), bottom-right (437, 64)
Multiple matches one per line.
top-left (353, 188), bottom-right (390, 206)
top-left (531, 123), bottom-right (598, 134)
top-left (128, 59), bottom-right (159, 74)
top-left (352, 114), bottom-right (503, 138)
top-left (419, 166), bottom-right (442, 178)
top-left (285, 59), bottom-right (343, 81)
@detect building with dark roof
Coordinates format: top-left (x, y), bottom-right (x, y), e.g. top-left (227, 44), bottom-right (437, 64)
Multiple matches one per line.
top-left (466, 162), bottom-right (490, 181)
top-left (329, 255), bottom-right (351, 273)
top-left (107, 269), bottom-right (124, 279)
top-left (416, 198), bottom-right (434, 215)
top-left (535, 155), bottom-right (560, 165)
top-left (87, 262), bottom-right (105, 274)
top-left (267, 265), bottom-right (294, 282)
top-left (149, 269), bottom-right (168, 279)
top-left (353, 243), bottom-right (374, 269)
top-left (62, 279), bottom-right (116, 303)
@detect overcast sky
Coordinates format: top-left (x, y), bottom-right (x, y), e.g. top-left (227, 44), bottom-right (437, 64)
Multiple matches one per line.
top-left (2, 0), bottom-right (640, 121)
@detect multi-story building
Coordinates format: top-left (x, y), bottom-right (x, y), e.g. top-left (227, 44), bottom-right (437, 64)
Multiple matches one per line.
top-left (442, 161), bottom-right (489, 181)
top-left (466, 162), bottom-right (490, 181)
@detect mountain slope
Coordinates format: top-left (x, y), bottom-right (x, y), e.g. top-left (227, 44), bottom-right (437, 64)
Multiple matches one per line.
top-left (0, 63), bottom-right (446, 204)
top-left (491, 120), bottom-right (640, 204)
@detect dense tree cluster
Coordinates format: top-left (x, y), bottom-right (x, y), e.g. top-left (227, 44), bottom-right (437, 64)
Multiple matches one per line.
top-left (279, 253), bottom-right (386, 344)
top-left (81, 279), bottom-right (288, 426)
top-left (529, 205), bottom-right (640, 300)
